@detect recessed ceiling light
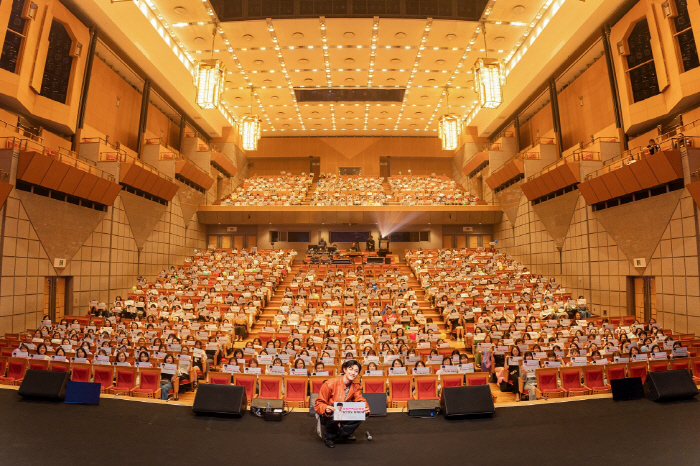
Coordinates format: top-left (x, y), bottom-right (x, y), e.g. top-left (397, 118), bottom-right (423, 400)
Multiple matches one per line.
top-left (283, 124), bottom-right (290, 127)
top-left (263, 79), bottom-right (272, 84)
top-left (420, 95), bottom-right (429, 100)
top-left (315, 123), bottom-right (322, 127)
top-left (304, 78), bottom-right (313, 83)
top-left (435, 59), bottom-right (445, 66)
top-left (415, 111), bottom-right (422, 115)
top-left (445, 34), bottom-right (457, 40)
top-left (194, 37), bottom-right (205, 44)
top-left (277, 111), bottom-right (285, 115)
top-left (271, 96), bottom-right (280, 101)
top-left (293, 32), bottom-right (304, 39)
top-left (254, 59), bottom-right (264, 65)
top-left (235, 96), bottom-right (243, 101)
top-left (378, 123), bottom-right (385, 127)
top-left (410, 124), bottom-right (417, 127)
top-left (457, 96), bottom-right (465, 100)
top-left (390, 58), bottom-right (401, 64)
top-left (174, 6), bottom-right (186, 14)
top-left (345, 78), bottom-right (355, 83)
top-left (380, 111), bottom-right (388, 115)
top-left (346, 111), bottom-right (354, 115)
top-left (395, 32), bottom-right (406, 39)
top-left (387, 77), bottom-right (396, 82)
top-left (243, 34), bottom-right (254, 41)
top-left (346, 123), bottom-right (353, 126)
top-left (298, 58), bottom-right (309, 64)
top-left (494, 36), bottom-right (505, 43)
top-left (344, 58), bottom-right (355, 64)
top-left (344, 32), bottom-right (355, 38)
top-left (513, 5), bottom-right (525, 13)
top-left (311, 111), bottom-right (319, 115)
top-left (427, 78), bottom-right (436, 83)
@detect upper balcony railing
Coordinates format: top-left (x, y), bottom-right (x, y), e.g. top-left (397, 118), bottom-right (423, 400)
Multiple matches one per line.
top-left (584, 136), bottom-right (698, 180)
top-left (98, 151), bottom-right (171, 181)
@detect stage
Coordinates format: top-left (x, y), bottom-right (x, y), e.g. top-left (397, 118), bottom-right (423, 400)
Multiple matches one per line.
top-left (1, 390), bottom-right (698, 465)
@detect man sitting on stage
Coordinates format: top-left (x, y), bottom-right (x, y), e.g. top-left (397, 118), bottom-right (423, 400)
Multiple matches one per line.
top-left (314, 360), bottom-right (370, 448)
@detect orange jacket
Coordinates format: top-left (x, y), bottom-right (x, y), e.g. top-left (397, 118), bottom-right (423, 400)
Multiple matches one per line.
top-left (314, 376), bottom-right (369, 416)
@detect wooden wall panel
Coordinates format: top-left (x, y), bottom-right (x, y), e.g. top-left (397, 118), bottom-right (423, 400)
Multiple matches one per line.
top-left (100, 183), bottom-right (123, 205)
top-left (558, 58), bottom-right (616, 150)
top-left (21, 152), bottom-right (54, 184)
top-left (601, 172), bottom-right (626, 198)
top-left (41, 160), bottom-right (70, 190)
top-left (57, 167), bottom-right (86, 194)
top-left (628, 160), bottom-right (659, 189)
top-left (83, 59), bottom-right (141, 151)
top-left (86, 177), bottom-right (111, 202)
top-left (577, 181), bottom-right (599, 204)
top-left (390, 157), bottom-right (452, 176)
top-left (248, 157), bottom-right (309, 176)
top-left (72, 172), bottom-right (100, 198)
top-left (615, 169), bottom-right (642, 193)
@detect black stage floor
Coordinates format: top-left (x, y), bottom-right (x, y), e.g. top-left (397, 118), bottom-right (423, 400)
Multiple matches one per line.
top-left (1, 389), bottom-right (699, 466)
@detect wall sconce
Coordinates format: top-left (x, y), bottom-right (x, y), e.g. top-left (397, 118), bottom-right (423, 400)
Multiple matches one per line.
top-left (116, 97), bottom-right (120, 107)
top-left (22, 2), bottom-right (38, 20)
top-left (617, 41), bottom-right (625, 55)
top-left (579, 96), bottom-right (584, 107)
top-left (73, 42), bottom-right (83, 57)
top-left (661, 1), bottom-right (673, 17)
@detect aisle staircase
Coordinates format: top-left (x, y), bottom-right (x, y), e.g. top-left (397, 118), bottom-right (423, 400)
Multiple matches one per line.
top-left (246, 261), bottom-right (446, 338)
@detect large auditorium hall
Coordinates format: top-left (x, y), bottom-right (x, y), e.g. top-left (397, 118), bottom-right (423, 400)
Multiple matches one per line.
top-left (2, 0), bottom-right (700, 463)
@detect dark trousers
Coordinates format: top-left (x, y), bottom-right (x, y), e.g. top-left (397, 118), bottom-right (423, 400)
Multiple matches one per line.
top-left (320, 416), bottom-right (362, 440)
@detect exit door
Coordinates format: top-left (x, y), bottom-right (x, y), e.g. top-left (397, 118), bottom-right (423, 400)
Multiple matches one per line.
top-left (44, 277), bottom-right (68, 321)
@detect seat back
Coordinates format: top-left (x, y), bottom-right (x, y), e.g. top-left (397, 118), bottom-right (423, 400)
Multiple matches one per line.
top-left (361, 376), bottom-right (386, 394)
top-left (649, 360), bottom-right (669, 372)
top-left (414, 375), bottom-right (438, 399)
top-left (233, 374), bottom-right (257, 401)
top-left (139, 369), bottom-right (161, 391)
top-left (388, 376), bottom-right (412, 401)
top-left (91, 366), bottom-right (113, 386)
top-left (627, 362), bottom-right (648, 384)
top-left (440, 374), bottom-right (464, 388)
top-left (692, 357), bottom-right (700, 377)
top-left (464, 373), bottom-right (488, 386)
top-left (605, 363), bottom-right (626, 381)
top-left (28, 359), bottom-right (49, 371)
top-left (310, 375), bottom-right (329, 394)
top-left (536, 368), bottom-right (559, 390)
top-left (115, 367), bottom-right (137, 389)
top-left (0, 356), bottom-right (6, 377)
top-left (284, 375), bottom-right (307, 401)
top-left (6, 358), bottom-right (27, 380)
top-left (671, 358), bottom-right (690, 372)
top-left (584, 367), bottom-right (605, 388)
top-left (561, 368), bottom-right (582, 390)
top-left (49, 361), bottom-right (70, 373)
top-left (258, 375), bottom-right (283, 399)
top-left (207, 372), bottom-right (232, 385)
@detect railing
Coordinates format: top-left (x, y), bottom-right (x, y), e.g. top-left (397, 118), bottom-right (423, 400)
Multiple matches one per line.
top-left (81, 137), bottom-right (127, 155)
top-left (21, 139), bottom-right (116, 182)
top-left (584, 135), bottom-right (697, 180)
top-left (531, 151), bottom-right (602, 180)
top-left (0, 119), bottom-right (43, 143)
top-left (0, 136), bottom-right (23, 151)
top-left (520, 151), bottom-right (541, 160)
top-left (146, 137), bottom-right (182, 156)
top-left (486, 142), bottom-right (502, 151)
top-left (98, 151), bottom-right (170, 180)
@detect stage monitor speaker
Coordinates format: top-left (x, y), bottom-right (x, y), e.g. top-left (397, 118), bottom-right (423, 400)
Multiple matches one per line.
top-left (366, 257), bottom-right (384, 264)
top-left (441, 385), bottom-right (495, 418)
top-left (644, 370), bottom-right (699, 402)
top-left (611, 377), bottom-right (644, 401)
top-left (18, 370), bottom-right (67, 400)
top-left (65, 381), bottom-right (101, 405)
top-left (192, 384), bottom-right (246, 416)
top-left (377, 250), bottom-right (387, 258)
top-left (365, 392), bottom-right (388, 416)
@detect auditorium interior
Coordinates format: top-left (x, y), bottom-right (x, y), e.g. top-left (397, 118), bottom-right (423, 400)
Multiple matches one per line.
top-left (2, 0), bottom-right (700, 463)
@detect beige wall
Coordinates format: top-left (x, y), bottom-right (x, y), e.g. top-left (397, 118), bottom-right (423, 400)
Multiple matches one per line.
top-left (0, 186), bottom-right (207, 336)
top-left (558, 57), bottom-right (617, 150)
top-left (493, 189), bottom-right (700, 335)
top-left (247, 137), bottom-right (453, 177)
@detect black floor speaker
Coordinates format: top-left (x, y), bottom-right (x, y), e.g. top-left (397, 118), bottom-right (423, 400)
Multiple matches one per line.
top-left (192, 384), bottom-right (247, 416)
top-left (441, 385), bottom-right (495, 418)
top-left (611, 377), bottom-right (644, 401)
top-left (644, 370), bottom-right (699, 402)
top-left (18, 370), bottom-right (68, 400)
top-left (365, 392), bottom-right (388, 416)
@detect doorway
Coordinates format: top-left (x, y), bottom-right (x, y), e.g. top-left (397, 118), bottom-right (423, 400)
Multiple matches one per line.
top-left (628, 276), bottom-right (656, 321)
top-left (44, 277), bottom-right (69, 321)
top-left (310, 157), bottom-right (320, 181)
top-left (380, 157), bottom-right (390, 178)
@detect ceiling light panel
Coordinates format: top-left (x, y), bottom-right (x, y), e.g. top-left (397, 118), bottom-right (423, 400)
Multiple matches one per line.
top-left (331, 70), bottom-right (368, 88)
top-left (327, 48), bottom-right (372, 70)
top-left (373, 48), bottom-right (418, 70)
top-left (155, 0), bottom-right (212, 26)
top-left (179, 24), bottom-right (219, 51)
top-left (324, 17), bottom-right (374, 45)
top-left (416, 48), bottom-right (463, 72)
top-left (424, 21), bottom-right (477, 48)
top-left (375, 18), bottom-right (428, 46)
top-left (219, 20), bottom-right (270, 48)
top-left (273, 19), bottom-right (323, 46)
top-left (371, 70), bottom-right (409, 87)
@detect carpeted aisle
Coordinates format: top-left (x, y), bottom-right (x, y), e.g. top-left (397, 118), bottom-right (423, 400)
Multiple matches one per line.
top-left (1, 389), bottom-right (698, 466)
